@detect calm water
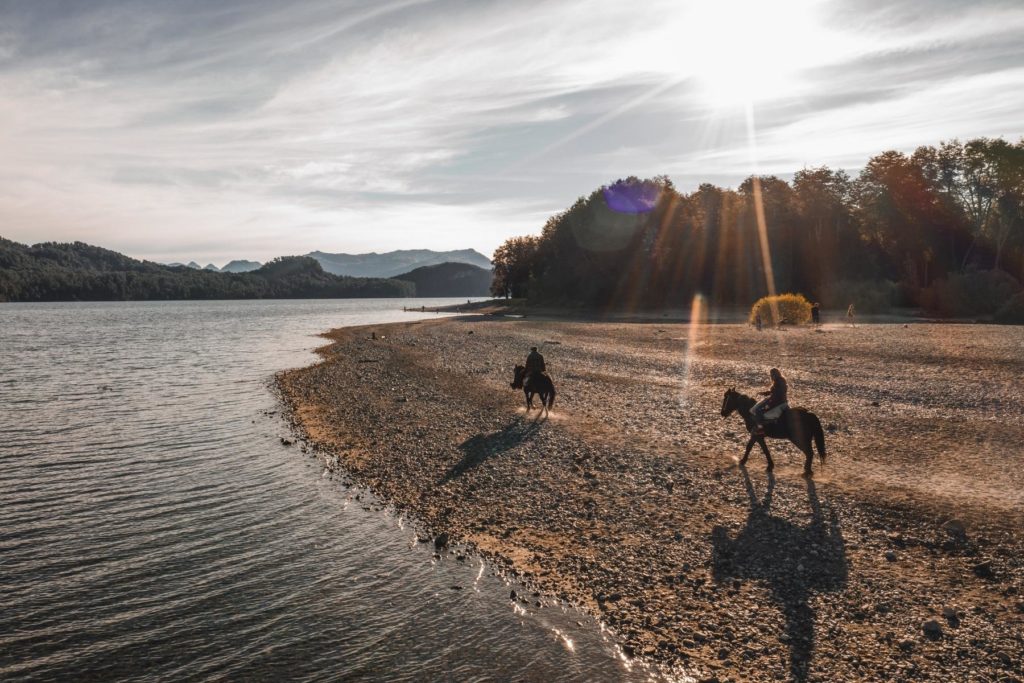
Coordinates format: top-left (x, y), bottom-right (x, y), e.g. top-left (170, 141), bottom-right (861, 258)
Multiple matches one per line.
top-left (0, 300), bottom-right (656, 682)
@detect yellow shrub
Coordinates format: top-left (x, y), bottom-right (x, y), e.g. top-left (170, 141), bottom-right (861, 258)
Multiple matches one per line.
top-left (749, 293), bottom-right (813, 326)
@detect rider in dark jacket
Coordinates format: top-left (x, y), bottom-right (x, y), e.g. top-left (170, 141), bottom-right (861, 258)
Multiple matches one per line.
top-left (750, 368), bottom-right (788, 431)
top-left (525, 347), bottom-right (546, 376)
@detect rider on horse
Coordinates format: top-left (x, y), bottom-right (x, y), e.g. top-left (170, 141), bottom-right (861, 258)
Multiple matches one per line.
top-left (525, 346), bottom-right (546, 378)
top-left (750, 368), bottom-right (788, 434)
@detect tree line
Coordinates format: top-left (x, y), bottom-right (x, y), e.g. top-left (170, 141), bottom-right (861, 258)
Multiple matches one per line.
top-left (491, 137), bottom-right (1024, 320)
top-left (0, 239), bottom-right (414, 301)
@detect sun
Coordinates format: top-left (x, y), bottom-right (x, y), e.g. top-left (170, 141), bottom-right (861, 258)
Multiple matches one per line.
top-left (676, 0), bottom-right (821, 107)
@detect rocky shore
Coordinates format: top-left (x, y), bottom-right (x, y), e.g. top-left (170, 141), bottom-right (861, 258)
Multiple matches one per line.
top-left (277, 317), bottom-right (1024, 682)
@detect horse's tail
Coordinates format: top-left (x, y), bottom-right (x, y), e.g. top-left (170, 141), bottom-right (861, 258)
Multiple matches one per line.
top-left (813, 416), bottom-right (826, 465)
top-left (547, 381), bottom-right (556, 409)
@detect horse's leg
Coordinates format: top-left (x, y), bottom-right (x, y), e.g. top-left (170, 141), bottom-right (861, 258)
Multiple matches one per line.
top-left (523, 388), bottom-right (531, 410)
top-left (758, 437), bottom-right (774, 471)
top-left (787, 420), bottom-right (815, 476)
top-left (740, 436), bottom-right (756, 466)
top-left (799, 437), bottom-right (814, 477)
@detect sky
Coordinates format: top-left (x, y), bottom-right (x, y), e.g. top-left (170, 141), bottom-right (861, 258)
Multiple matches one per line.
top-left (1, 0), bottom-right (1023, 265)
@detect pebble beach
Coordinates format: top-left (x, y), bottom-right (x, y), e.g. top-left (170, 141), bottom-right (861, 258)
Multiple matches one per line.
top-left (277, 316), bottom-right (1024, 682)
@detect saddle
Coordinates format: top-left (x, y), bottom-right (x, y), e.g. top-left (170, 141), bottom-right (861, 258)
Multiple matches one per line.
top-left (752, 403), bottom-right (789, 435)
top-left (763, 402), bottom-right (789, 422)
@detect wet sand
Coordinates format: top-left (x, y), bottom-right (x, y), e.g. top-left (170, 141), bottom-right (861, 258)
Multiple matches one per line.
top-left (278, 317), bottom-right (1024, 682)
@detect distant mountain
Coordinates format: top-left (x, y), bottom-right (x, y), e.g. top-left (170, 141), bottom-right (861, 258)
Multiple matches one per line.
top-left (0, 238), bottom-right (414, 301)
top-left (394, 262), bottom-right (493, 297)
top-left (308, 249), bottom-right (492, 278)
top-left (221, 259), bottom-right (262, 273)
top-left (165, 259), bottom-right (261, 272)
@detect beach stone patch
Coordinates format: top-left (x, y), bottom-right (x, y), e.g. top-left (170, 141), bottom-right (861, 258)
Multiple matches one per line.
top-left (277, 318), bottom-right (1024, 683)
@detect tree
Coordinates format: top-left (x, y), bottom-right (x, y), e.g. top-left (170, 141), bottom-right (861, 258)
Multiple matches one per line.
top-left (913, 139), bottom-right (997, 270)
top-left (853, 150), bottom-right (968, 288)
top-left (982, 138), bottom-right (1024, 272)
top-left (792, 167), bottom-right (861, 293)
top-left (490, 236), bottom-right (539, 298)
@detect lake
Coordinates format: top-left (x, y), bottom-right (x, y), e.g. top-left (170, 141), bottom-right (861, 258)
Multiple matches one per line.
top-left (0, 299), bottom-right (659, 682)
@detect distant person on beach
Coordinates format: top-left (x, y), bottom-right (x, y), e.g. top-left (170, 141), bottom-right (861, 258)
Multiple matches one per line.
top-left (525, 346), bottom-right (546, 376)
top-left (846, 304), bottom-right (855, 326)
top-left (750, 368), bottom-right (788, 433)
top-left (811, 303), bottom-right (820, 325)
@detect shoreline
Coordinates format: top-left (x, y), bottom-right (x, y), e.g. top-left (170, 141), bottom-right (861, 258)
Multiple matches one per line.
top-left (421, 299), bottom-right (1007, 326)
top-left (277, 316), bottom-right (1023, 681)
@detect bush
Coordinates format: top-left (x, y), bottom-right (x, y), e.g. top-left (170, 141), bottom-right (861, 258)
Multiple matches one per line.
top-left (995, 292), bottom-right (1024, 324)
top-left (749, 293), bottom-right (812, 326)
top-left (919, 269), bottom-right (1022, 318)
top-left (820, 279), bottom-right (900, 313)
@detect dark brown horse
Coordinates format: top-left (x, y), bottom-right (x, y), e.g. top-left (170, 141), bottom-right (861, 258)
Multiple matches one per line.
top-left (511, 365), bottom-right (556, 414)
top-left (721, 388), bottom-right (826, 475)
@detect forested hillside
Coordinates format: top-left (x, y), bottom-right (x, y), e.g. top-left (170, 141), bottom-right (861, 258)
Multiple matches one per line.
top-left (491, 137), bottom-right (1024, 320)
top-left (394, 262), bottom-right (492, 297)
top-left (0, 239), bottom-right (413, 301)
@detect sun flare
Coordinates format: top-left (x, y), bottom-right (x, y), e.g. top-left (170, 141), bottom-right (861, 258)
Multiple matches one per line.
top-left (677, 0), bottom-right (822, 106)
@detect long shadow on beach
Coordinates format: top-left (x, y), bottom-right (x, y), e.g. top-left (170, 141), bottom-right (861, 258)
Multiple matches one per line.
top-left (440, 416), bottom-right (545, 485)
top-left (711, 468), bottom-right (847, 682)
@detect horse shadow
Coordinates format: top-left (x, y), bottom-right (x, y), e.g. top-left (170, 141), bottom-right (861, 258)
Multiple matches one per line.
top-left (440, 416), bottom-right (544, 485)
top-left (711, 468), bottom-right (847, 682)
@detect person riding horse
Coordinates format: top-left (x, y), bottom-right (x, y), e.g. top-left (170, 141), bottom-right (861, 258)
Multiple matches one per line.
top-left (524, 346), bottom-right (546, 378)
top-left (512, 347), bottom-right (555, 413)
top-left (750, 368), bottom-right (789, 434)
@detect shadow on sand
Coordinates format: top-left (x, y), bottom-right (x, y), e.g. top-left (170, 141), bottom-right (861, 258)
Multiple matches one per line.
top-left (711, 468), bottom-right (847, 682)
top-left (440, 415), bottom-right (545, 485)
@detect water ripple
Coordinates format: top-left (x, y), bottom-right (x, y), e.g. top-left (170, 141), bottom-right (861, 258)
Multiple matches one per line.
top-left (0, 300), bottom-right (656, 682)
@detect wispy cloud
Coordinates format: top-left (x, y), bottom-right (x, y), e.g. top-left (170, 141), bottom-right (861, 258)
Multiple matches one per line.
top-left (1, 0), bottom-right (1022, 264)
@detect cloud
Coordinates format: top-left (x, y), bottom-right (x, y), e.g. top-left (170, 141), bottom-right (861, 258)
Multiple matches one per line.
top-left (1, 0), bottom-right (1023, 262)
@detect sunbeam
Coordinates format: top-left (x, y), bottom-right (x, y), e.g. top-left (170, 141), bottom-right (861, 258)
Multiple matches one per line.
top-left (745, 103), bottom-right (780, 324)
top-left (679, 293), bottom-right (706, 408)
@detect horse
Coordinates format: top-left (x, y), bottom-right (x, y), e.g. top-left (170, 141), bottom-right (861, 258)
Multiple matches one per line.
top-left (511, 365), bottom-right (556, 414)
top-left (720, 388), bottom-right (826, 476)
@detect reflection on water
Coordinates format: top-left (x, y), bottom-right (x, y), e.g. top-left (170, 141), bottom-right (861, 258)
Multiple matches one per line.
top-left (0, 300), bottom-right (653, 682)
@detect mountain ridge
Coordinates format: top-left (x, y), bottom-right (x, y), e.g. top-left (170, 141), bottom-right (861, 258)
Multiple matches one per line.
top-left (308, 248), bottom-right (492, 278)
top-left (161, 249), bottom-right (492, 278)
top-left (0, 238), bottom-right (414, 301)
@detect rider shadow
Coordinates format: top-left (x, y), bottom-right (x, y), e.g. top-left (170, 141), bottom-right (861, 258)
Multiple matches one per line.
top-left (711, 468), bottom-right (847, 682)
top-left (440, 417), bottom-right (544, 485)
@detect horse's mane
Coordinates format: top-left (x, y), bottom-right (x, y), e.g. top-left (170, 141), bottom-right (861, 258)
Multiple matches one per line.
top-left (731, 390), bottom-right (757, 405)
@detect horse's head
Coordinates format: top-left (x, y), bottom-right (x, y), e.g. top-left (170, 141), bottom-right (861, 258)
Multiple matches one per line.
top-left (511, 365), bottom-right (525, 389)
top-left (721, 387), bottom-right (738, 417)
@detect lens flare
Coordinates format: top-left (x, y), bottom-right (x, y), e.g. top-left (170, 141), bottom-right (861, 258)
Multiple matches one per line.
top-left (602, 181), bottom-right (661, 215)
top-left (745, 103), bottom-right (779, 323)
top-left (680, 293), bottom-right (706, 408)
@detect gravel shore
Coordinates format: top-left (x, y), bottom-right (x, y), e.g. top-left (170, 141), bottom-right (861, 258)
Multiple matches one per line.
top-left (278, 317), bottom-right (1024, 682)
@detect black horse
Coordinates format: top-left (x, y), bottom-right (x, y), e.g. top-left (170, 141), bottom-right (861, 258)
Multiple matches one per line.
top-left (511, 365), bottom-right (556, 414)
top-left (720, 388), bottom-right (826, 475)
